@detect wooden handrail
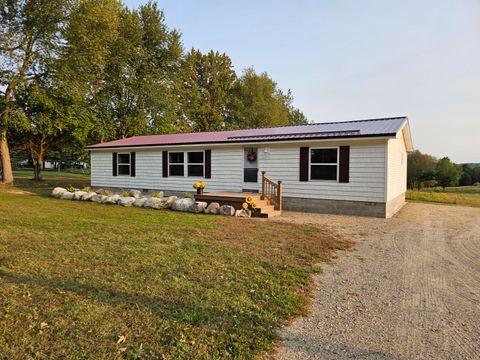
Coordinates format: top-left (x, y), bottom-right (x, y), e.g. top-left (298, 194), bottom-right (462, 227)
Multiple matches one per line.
top-left (261, 171), bottom-right (282, 211)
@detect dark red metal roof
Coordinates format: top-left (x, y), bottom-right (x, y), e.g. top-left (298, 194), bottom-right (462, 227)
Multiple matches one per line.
top-left (87, 117), bottom-right (407, 149)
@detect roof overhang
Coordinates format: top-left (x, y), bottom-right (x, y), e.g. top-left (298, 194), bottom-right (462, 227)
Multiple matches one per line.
top-left (86, 134), bottom-right (397, 151)
top-left (401, 118), bottom-right (414, 151)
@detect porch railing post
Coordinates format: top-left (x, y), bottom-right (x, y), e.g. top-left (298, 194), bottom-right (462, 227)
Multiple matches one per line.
top-left (261, 171), bottom-right (266, 199)
top-left (277, 180), bottom-right (282, 211)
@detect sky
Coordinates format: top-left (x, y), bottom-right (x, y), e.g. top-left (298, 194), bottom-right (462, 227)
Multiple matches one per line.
top-left (125, 0), bottom-right (480, 163)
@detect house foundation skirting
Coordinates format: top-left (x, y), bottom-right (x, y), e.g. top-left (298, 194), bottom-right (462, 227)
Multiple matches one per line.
top-left (283, 193), bottom-right (406, 218)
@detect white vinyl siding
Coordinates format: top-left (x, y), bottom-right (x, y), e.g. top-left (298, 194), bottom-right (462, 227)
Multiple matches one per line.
top-left (91, 147), bottom-right (243, 192)
top-left (90, 140), bottom-right (388, 203)
top-left (386, 128), bottom-right (408, 201)
top-left (258, 142), bottom-right (387, 202)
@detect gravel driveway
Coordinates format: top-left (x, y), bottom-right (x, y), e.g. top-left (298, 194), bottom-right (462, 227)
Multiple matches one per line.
top-left (273, 202), bottom-right (480, 360)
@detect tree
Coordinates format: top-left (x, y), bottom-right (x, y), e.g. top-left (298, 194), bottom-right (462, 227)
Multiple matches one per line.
top-left (280, 89), bottom-right (309, 125)
top-left (91, 2), bottom-right (183, 141)
top-left (229, 68), bottom-right (291, 129)
top-left (0, 0), bottom-right (68, 184)
top-left (176, 49), bottom-right (236, 132)
top-left (407, 150), bottom-right (437, 189)
top-left (435, 157), bottom-right (461, 190)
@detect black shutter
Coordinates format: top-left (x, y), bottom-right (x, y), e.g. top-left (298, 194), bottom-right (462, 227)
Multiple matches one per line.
top-left (339, 146), bottom-right (350, 183)
top-left (130, 152), bottom-right (136, 177)
top-left (162, 151), bottom-right (168, 177)
top-left (299, 147), bottom-right (309, 181)
top-left (112, 152), bottom-right (117, 176)
top-left (204, 150), bottom-right (211, 178)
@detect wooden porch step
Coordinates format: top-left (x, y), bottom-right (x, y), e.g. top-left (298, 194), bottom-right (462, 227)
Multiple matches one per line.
top-left (258, 210), bottom-right (282, 218)
top-left (258, 205), bottom-right (274, 213)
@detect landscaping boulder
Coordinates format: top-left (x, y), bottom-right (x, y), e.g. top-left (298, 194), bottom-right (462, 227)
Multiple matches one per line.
top-left (95, 188), bottom-right (105, 194)
top-left (189, 201), bottom-right (207, 213)
top-left (144, 197), bottom-right (165, 209)
top-left (104, 194), bottom-right (120, 204)
top-left (60, 191), bottom-right (75, 200)
top-left (52, 187), bottom-right (67, 198)
top-left (81, 192), bottom-right (97, 201)
top-left (204, 202), bottom-right (220, 214)
top-left (129, 189), bottom-right (142, 198)
top-left (219, 205), bottom-right (235, 216)
top-left (95, 195), bottom-right (108, 203)
top-left (73, 191), bottom-right (87, 200)
top-left (171, 198), bottom-right (196, 212)
top-left (235, 209), bottom-right (252, 218)
top-left (118, 196), bottom-right (136, 207)
top-left (133, 197), bottom-right (147, 207)
top-left (150, 191), bottom-right (164, 198)
top-left (163, 196), bottom-right (177, 209)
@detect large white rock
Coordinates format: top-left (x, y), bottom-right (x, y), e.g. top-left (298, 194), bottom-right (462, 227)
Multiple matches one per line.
top-left (52, 187), bottom-right (67, 198)
top-left (163, 196), bottom-right (177, 209)
top-left (95, 195), bottom-right (108, 203)
top-left (81, 192), bottom-right (97, 201)
top-left (129, 189), bottom-right (142, 198)
top-left (219, 205), bottom-right (235, 216)
top-left (171, 198), bottom-right (196, 212)
top-left (118, 196), bottom-right (136, 207)
top-left (150, 191), bottom-right (164, 198)
top-left (104, 194), bottom-right (120, 204)
top-left (144, 197), bottom-right (165, 209)
top-left (60, 191), bottom-right (75, 200)
top-left (133, 197), bottom-right (147, 207)
top-left (73, 191), bottom-right (87, 200)
top-left (235, 209), bottom-right (252, 218)
top-left (189, 201), bottom-right (207, 213)
top-left (204, 202), bottom-right (220, 214)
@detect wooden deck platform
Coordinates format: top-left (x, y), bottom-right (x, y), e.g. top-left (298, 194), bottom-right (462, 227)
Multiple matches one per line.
top-left (194, 192), bottom-right (281, 218)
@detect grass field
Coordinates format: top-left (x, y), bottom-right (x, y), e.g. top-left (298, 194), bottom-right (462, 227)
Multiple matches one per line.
top-left (406, 185), bottom-right (480, 207)
top-left (0, 174), bottom-right (348, 359)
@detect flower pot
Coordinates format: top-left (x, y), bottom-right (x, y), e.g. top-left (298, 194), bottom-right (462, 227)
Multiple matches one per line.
top-left (196, 188), bottom-right (203, 195)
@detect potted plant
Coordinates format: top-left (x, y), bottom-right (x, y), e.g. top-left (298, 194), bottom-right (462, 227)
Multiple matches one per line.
top-left (193, 181), bottom-right (206, 195)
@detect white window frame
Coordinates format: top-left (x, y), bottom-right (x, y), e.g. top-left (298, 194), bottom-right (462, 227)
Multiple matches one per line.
top-left (168, 150), bottom-right (205, 177)
top-left (309, 147), bottom-right (339, 182)
top-left (117, 152), bottom-right (131, 176)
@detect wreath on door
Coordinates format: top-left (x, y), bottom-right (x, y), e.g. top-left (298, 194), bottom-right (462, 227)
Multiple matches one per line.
top-left (247, 150), bottom-right (257, 162)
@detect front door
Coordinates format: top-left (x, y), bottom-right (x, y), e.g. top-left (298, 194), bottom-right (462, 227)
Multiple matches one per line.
top-left (243, 147), bottom-right (258, 191)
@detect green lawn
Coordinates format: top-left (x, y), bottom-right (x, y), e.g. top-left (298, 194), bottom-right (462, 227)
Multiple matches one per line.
top-left (0, 176), bottom-right (348, 359)
top-left (407, 186), bottom-right (480, 207)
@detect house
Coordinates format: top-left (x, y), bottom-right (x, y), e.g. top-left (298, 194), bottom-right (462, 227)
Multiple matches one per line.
top-left (86, 116), bottom-right (413, 218)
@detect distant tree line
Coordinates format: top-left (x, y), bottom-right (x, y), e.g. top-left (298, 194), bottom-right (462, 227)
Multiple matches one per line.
top-left (0, 0), bottom-right (308, 182)
top-left (407, 150), bottom-right (480, 190)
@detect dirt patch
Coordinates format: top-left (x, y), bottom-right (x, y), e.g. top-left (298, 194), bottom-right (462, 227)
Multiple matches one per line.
top-left (272, 202), bottom-right (480, 360)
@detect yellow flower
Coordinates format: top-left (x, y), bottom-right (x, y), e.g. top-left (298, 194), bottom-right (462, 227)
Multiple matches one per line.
top-left (251, 202), bottom-right (257, 209)
top-left (242, 202), bottom-right (248, 209)
top-left (245, 196), bottom-right (253, 204)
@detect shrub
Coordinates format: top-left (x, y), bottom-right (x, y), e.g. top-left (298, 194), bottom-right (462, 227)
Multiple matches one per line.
top-left (101, 189), bottom-right (110, 196)
top-left (183, 192), bottom-right (192, 198)
top-left (151, 192), bottom-right (161, 198)
top-left (120, 190), bottom-right (130, 197)
top-left (82, 186), bottom-right (91, 193)
top-left (66, 184), bottom-right (76, 192)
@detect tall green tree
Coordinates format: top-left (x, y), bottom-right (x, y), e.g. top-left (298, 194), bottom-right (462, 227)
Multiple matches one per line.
top-left (435, 157), bottom-right (461, 190)
top-left (176, 49), bottom-right (236, 132)
top-left (0, 0), bottom-right (69, 184)
top-left (229, 68), bottom-right (301, 129)
top-left (407, 150), bottom-right (437, 189)
top-left (92, 2), bottom-right (183, 141)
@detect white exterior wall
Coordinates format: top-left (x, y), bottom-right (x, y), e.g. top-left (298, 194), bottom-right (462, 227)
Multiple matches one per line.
top-left (257, 140), bottom-right (387, 202)
top-left (386, 129), bottom-right (408, 201)
top-left (91, 147), bottom-right (243, 192)
top-left (90, 139), bottom-right (389, 203)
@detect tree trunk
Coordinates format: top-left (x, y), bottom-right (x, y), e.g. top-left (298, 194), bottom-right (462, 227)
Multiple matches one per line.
top-left (0, 127), bottom-right (14, 184)
top-left (28, 137), bottom-right (46, 181)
